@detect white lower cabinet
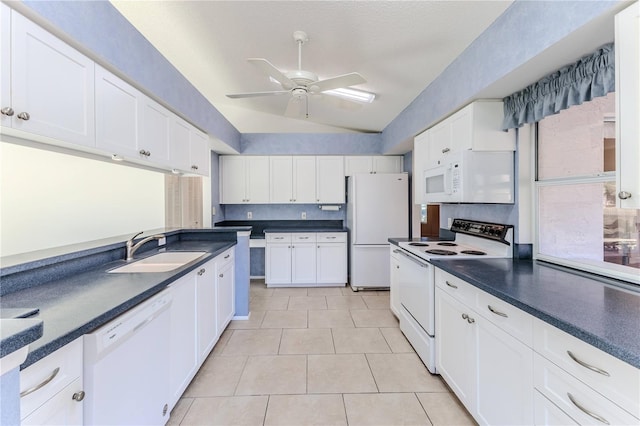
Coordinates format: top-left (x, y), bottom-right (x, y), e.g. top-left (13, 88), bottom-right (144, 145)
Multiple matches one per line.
top-left (216, 249), bottom-right (235, 336)
top-left (168, 273), bottom-right (198, 408)
top-left (534, 390), bottom-right (578, 425)
top-left (20, 338), bottom-right (83, 426)
top-left (266, 232), bottom-right (346, 287)
top-left (196, 258), bottom-right (217, 363)
top-left (435, 268), bottom-right (534, 426)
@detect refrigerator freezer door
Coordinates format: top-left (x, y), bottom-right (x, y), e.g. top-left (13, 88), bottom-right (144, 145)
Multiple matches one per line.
top-left (349, 174), bottom-right (409, 245)
top-left (350, 245), bottom-right (391, 289)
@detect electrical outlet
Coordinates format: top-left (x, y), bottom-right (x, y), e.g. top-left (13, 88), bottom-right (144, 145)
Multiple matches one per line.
top-left (211, 206), bottom-right (216, 216)
top-left (247, 211), bottom-right (252, 219)
top-left (301, 212), bottom-right (307, 219)
top-left (447, 217), bottom-right (453, 228)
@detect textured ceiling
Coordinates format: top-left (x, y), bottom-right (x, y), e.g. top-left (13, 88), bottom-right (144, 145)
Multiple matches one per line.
top-left (110, 1), bottom-right (513, 133)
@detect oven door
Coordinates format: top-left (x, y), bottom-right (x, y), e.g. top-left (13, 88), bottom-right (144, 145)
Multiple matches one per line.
top-left (396, 248), bottom-right (434, 336)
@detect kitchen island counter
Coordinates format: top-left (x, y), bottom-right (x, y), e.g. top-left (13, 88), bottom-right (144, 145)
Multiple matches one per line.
top-left (429, 258), bottom-right (640, 368)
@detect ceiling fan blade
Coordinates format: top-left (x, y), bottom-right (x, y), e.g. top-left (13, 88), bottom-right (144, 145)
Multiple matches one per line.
top-left (310, 72), bottom-right (366, 93)
top-left (284, 96), bottom-right (303, 117)
top-left (248, 58), bottom-right (295, 89)
top-left (226, 90), bottom-right (290, 99)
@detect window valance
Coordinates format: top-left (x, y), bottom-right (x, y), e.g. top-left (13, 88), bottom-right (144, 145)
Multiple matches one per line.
top-left (502, 43), bottom-right (615, 130)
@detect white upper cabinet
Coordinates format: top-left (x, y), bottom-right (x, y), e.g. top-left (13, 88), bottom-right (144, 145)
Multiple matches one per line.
top-left (270, 156), bottom-right (317, 204)
top-left (140, 97), bottom-right (171, 167)
top-left (344, 156), bottom-right (403, 176)
top-left (95, 65), bottom-right (142, 159)
top-left (615, 2), bottom-right (639, 209)
top-left (425, 100), bottom-right (515, 166)
top-left (316, 156), bottom-right (345, 203)
top-left (170, 116), bottom-right (209, 176)
top-left (220, 156), bottom-right (270, 204)
top-left (6, 10), bottom-right (95, 147)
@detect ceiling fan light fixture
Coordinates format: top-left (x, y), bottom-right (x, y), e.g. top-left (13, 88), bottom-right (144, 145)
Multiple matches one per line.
top-left (324, 87), bottom-right (376, 104)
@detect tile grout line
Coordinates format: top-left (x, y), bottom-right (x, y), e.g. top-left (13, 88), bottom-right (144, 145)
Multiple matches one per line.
top-left (414, 391), bottom-right (436, 426)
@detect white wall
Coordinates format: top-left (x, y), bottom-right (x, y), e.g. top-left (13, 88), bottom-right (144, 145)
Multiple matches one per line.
top-left (0, 142), bottom-right (165, 256)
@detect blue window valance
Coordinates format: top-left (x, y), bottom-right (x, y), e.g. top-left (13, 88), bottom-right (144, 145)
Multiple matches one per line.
top-left (502, 43), bottom-right (615, 130)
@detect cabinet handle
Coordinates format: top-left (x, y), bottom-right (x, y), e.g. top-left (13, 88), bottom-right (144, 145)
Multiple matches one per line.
top-left (566, 351), bottom-right (610, 377)
top-left (197, 268), bottom-right (206, 276)
top-left (20, 367), bottom-right (60, 397)
top-left (191, 165), bottom-right (198, 170)
top-left (467, 316), bottom-right (475, 324)
top-left (139, 149), bottom-right (151, 157)
top-left (618, 191), bottom-right (632, 200)
top-left (299, 237), bottom-right (309, 239)
top-left (487, 305), bottom-right (508, 318)
top-left (17, 112), bottom-right (30, 121)
top-left (326, 236), bottom-right (336, 239)
top-left (461, 313), bottom-right (469, 320)
top-left (441, 147), bottom-right (450, 153)
top-left (224, 254), bottom-right (230, 259)
top-left (219, 273), bottom-right (223, 278)
top-left (1, 107), bottom-right (14, 116)
top-left (446, 281), bottom-right (458, 289)
top-left (72, 391), bottom-right (86, 402)
top-left (567, 392), bottom-right (610, 425)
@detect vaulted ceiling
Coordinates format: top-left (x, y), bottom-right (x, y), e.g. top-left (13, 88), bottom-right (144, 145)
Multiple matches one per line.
top-left (110, 1), bottom-right (513, 134)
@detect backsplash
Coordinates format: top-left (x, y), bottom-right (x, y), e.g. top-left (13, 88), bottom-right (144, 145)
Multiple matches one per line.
top-left (221, 204), bottom-right (345, 222)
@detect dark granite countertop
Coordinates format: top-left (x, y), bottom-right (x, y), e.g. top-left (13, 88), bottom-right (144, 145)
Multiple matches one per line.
top-left (0, 237), bottom-right (236, 369)
top-left (216, 220), bottom-right (344, 239)
top-left (264, 228), bottom-right (347, 233)
top-left (429, 258), bottom-right (640, 369)
top-left (0, 319), bottom-right (43, 358)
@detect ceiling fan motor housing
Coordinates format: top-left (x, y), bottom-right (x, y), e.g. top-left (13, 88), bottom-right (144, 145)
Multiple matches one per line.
top-left (286, 69), bottom-right (318, 86)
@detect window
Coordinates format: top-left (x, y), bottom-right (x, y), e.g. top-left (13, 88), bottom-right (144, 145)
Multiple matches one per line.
top-left (535, 92), bottom-right (639, 285)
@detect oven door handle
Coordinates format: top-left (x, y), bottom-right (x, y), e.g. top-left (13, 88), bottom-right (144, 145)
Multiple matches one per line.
top-left (395, 249), bottom-right (429, 268)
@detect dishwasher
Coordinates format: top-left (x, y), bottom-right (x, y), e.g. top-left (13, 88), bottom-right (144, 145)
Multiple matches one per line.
top-left (84, 290), bottom-right (172, 425)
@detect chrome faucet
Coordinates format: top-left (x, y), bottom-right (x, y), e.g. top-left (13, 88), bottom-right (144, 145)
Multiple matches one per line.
top-left (125, 231), bottom-right (165, 261)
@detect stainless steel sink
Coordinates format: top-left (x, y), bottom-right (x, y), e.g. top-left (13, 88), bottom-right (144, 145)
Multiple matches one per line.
top-left (108, 251), bottom-right (207, 273)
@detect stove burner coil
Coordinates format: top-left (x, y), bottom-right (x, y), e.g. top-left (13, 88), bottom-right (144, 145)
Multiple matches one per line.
top-left (408, 242), bottom-right (429, 246)
top-left (425, 249), bottom-right (457, 255)
top-left (460, 250), bottom-right (486, 255)
top-left (437, 242), bottom-right (457, 246)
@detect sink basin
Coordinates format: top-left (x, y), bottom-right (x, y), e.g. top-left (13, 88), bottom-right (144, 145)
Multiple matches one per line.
top-left (108, 251), bottom-right (207, 273)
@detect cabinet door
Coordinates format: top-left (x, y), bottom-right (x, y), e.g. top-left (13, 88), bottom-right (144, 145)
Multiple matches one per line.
top-left (270, 156), bottom-right (293, 203)
top-left (265, 243), bottom-right (292, 284)
top-left (11, 12), bottom-right (95, 147)
top-left (141, 98), bottom-right (171, 167)
top-left (169, 116), bottom-right (192, 172)
top-left (1, 3), bottom-right (11, 128)
top-left (428, 121), bottom-right (451, 165)
top-left (616, 2), bottom-right (640, 209)
top-left (293, 156), bottom-right (316, 203)
top-left (344, 156), bottom-right (373, 176)
top-left (95, 65), bottom-right (141, 158)
top-left (292, 243), bottom-right (316, 283)
top-left (449, 105), bottom-right (473, 152)
top-left (316, 156), bottom-right (345, 203)
top-left (475, 315), bottom-right (534, 425)
top-left (435, 288), bottom-right (475, 408)
top-left (372, 156), bottom-right (403, 173)
top-left (196, 260), bottom-right (217, 362)
top-left (246, 156), bottom-right (270, 203)
top-left (389, 249), bottom-right (401, 317)
top-left (21, 378), bottom-right (83, 426)
top-left (220, 156), bottom-right (247, 203)
top-left (317, 242), bottom-right (346, 284)
top-left (168, 273), bottom-right (198, 407)
top-left (216, 258), bottom-right (235, 335)
top-left (189, 127), bottom-right (210, 176)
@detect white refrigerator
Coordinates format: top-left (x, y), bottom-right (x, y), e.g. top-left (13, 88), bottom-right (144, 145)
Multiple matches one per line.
top-left (347, 173), bottom-right (409, 290)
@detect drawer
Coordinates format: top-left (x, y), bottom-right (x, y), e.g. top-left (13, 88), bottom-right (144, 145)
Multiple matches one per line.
top-left (534, 353), bottom-right (639, 425)
top-left (292, 233), bottom-right (316, 242)
top-left (534, 389), bottom-right (579, 425)
top-left (317, 232), bottom-right (346, 243)
top-left (217, 247), bottom-right (235, 267)
top-left (266, 233), bottom-right (291, 243)
top-left (534, 318), bottom-right (640, 418)
top-left (475, 289), bottom-right (533, 347)
top-left (21, 337), bottom-right (83, 419)
top-left (434, 268), bottom-right (476, 307)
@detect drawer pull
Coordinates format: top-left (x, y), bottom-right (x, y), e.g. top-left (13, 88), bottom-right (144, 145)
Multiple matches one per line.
top-left (197, 268), bottom-right (206, 276)
top-left (566, 351), bottom-right (610, 377)
top-left (446, 281), bottom-right (458, 289)
top-left (487, 305), bottom-right (508, 318)
top-left (224, 254), bottom-right (230, 259)
top-left (20, 367), bottom-right (60, 398)
top-left (567, 392), bottom-right (610, 425)
top-left (72, 391), bottom-right (85, 402)
top-left (326, 236), bottom-right (337, 239)
top-left (219, 273), bottom-right (224, 278)
top-left (299, 237), bottom-right (309, 239)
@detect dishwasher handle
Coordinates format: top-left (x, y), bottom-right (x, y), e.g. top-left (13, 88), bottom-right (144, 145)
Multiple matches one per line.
top-left (396, 248), bottom-right (429, 268)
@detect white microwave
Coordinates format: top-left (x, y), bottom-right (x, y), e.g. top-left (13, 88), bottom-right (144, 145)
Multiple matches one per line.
top-left (423, 150), bottom-right (514, 203)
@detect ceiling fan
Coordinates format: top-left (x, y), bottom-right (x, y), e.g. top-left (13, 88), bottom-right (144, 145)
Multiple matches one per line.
top-left (226, 31), bottom-right (373, 118)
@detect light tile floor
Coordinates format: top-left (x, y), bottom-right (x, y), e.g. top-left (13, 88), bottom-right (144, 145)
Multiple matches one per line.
top-left (169, 279), bottom-right (476, 426)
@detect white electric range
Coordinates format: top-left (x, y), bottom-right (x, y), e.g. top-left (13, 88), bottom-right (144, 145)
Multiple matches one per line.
top-left (392, 219), bottom-right (513, 373)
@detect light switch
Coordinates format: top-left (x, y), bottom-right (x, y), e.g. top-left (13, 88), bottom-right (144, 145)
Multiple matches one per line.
top-left (301, 212), bottom-right (307, 219)
top-left (247, 211), bottom-right (252, 219)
